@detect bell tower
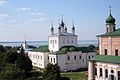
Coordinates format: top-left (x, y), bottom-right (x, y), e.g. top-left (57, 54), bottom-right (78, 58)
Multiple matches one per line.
top-left (105, 6), bottom-right (116, 34)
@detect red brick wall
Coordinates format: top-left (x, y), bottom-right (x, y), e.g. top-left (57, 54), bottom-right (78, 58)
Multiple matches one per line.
top-left (100, 37), bottom-right (120, 56)
top-left (101, 37), bottom-right (109, 55)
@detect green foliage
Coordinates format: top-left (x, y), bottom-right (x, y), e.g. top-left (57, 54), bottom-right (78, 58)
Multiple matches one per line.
top-left (0, 64), bottom-right (24, 80)
top-left (16, 55), bottom-right (32, 73)
top-left (4, 50), bottom-right (18, 63)
top-left (0, 45), bottom-right (6, 53)
top-left (77, 45), bottom-right (96, 53)
top-left (69, 47), bottom-right (77, 52)
top-left (0, 45), bottom-right (33, 80)
top-left (56, 50), bottom-right (67, 54)
top-left (43, 63), bottom-right (61, 80)
top-left (61, 47), bottom-right (69, 51)
top-left (60, 46), bottom-right (78, 52)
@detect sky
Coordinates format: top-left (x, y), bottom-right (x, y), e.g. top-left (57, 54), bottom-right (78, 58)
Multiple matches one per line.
top-left (0, 0), bottom-right (120, 41)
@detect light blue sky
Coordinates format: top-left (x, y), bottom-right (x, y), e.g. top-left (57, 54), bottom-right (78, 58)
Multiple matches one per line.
top-left (0, 0), bottom-right (120, 41)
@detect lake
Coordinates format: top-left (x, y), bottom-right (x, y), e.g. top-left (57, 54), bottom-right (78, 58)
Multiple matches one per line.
top-left (0, 40), bottom-right (98, 47)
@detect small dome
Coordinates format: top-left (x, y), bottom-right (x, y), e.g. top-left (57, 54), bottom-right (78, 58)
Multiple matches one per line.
top-left (106, 14), bottom-right (115, 24)
top-left (60, 20), bottom-right (65, 27)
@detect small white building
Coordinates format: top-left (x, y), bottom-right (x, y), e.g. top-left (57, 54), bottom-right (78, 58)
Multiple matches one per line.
top-left (26, 18), bottom-right (96, 71)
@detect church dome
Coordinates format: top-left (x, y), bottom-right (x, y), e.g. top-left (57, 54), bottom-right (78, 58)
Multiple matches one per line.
top-left (106, 14), bottom-right (115, 24)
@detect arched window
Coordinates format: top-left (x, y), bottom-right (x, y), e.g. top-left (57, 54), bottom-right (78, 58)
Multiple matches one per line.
top-left (68, 56), bottom-right (70, 60)
top-left (54, 58), bottom-right (55, 63)
top-left (111, 70), bottom-right (114, 73)
top-left (118, 71), bottom-right (120, 80)
top-left (104, 49), bottom-right (107, 55)
top-left (105, 69), bottom-right (108, 78)
top-left (115, 49), bottom-right (118, 56)
top-left (74, 56), bottom-right (76, 60)
top-left (100, 68), bottom-right (102, 77)
top-left (95, 67), bottom-right (97, 76)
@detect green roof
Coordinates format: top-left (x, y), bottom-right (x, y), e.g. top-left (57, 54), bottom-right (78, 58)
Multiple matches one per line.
top-left (97, 28), bottom-right (120, 37)
top-left (31, 45), bottom-right (49, 52)
top-left (90, 55), bottom-right (120, 64)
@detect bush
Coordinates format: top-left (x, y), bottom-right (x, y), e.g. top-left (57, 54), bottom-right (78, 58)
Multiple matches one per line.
top-left (69, 47), bottom-right (77, 51)
top-left (61, 47), bottom-right (69, 51)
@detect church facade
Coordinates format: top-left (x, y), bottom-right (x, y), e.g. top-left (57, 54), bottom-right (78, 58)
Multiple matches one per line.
top-left (27, 18), bottom-right (96, 71)
top-left (88, 9), bottom-right (120, 80)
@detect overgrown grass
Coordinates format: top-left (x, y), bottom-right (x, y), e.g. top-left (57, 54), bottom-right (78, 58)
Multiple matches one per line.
top-left (61, 71), bottom-right (88, 80)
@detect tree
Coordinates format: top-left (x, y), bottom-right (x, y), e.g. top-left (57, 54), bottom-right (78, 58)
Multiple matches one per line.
top-left (0, 45), bottom-right (6, 53)
top-left (43, 63), bottom-right (61, 80)
top-left (4, 50), bottom-right (18, 63)
top-left (0, 64), bottom-right (24, 80)
top-left (16, 55), bottom-right (32, 73)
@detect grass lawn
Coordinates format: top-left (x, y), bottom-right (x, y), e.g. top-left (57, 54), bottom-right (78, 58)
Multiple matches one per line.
top-left (61, 71), bottom-right (88, 80)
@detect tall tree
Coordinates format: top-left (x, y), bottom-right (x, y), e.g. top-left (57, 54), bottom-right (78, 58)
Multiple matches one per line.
top-left (43, 63), bottom-right (61, 80)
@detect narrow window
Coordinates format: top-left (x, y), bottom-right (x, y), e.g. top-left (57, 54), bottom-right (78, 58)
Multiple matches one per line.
top-left (79, 56), bottom-right (81, 59)
top-left (54, 58), bottom-right (55, 63)
top-left (68, 56), bottom-right (70, 60)
top-left (115, 49), bottom-right (118, 56)
top-left (89, 56), bottom-right (91, 59)
top-left (74, 56), bottom-right (76, 60)
top-left (118, 71), bottom-right (120, 80)
top-left (95, 67), bottom-right (97, 76)
top-left (48, 57), bottom-right (49, 60)
top-left (83, 60), bottom-right (84, 62)
top-left (105, 69), bottom-right (108, 78)
top-left (104, 49), bottom-right (107, 55)
top-left (100, 68), bottom-right (102, 77)
top-left (41, 56), bottom-right (42, 60)
top-left (51, 58), bottom-right (52, 62)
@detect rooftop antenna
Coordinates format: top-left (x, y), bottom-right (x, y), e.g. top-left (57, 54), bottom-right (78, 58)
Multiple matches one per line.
top-left (51, 20), bottom-right (53, 27)
top-left (72, 20), bottom-right (74, 26)
top-left (109, 5), bottom-right (111, 14)
top-left (61, 15), bottom-right (63, 21)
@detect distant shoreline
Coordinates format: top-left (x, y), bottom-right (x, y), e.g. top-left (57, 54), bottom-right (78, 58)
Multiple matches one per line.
top-left (0, 40), bottom-right (98, 47)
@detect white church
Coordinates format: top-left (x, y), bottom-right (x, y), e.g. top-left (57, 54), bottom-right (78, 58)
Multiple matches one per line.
top-left (25, 18), bottom-right (96, 71)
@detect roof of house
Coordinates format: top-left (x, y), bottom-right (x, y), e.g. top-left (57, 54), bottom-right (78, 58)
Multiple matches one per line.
top-left (97, 28), bottom-right (120, 37)
top-left (30, 45), bottom-right (49, 52)
top-left (90, 55), bottom-right (120, 64)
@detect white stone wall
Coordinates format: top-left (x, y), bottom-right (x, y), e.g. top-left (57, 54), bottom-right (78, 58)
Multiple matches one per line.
top-left (59, 35), bottom-right (77, 49)
top-left (28, 51), bottom-right (96, 71)
top-left (56, 52), bottom-right (96, 71)
top-left (94, 62), bottom-right (120, 80)
top-left (48, 35), bottom-right (77, 52)
top-left (48, 36), bottom-right (59, 52)
top-left (27, 51), bottom-right (49, 68)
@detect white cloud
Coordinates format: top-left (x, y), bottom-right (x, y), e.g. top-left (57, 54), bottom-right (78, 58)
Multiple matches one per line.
top-left (8, 20), bottom-right (17, 23)
top-left (30, 12), bottom-right (45, 16)
top-left (0, 13), bottom-right (10, 20)
top-left (17, 8), bottom-right (31, 11)
top-left (0, 0), bottom-right (7, 6)
top-left (30, 18), bottom-right (44, 22)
